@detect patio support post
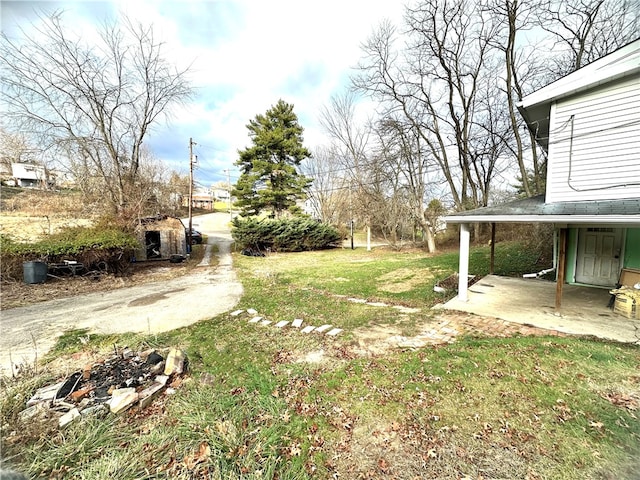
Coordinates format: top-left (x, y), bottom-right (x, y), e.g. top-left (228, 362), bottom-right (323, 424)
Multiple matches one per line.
top-left (458, 223), bottom-right (471, 302)
top-left (490, 222), bottom-right (496, 275)
top-left (556, 228), bottom-right (567, 309)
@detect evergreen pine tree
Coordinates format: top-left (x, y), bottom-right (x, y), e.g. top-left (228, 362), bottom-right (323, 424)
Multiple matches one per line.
top-left (232, 100), bottom-right (312, 217)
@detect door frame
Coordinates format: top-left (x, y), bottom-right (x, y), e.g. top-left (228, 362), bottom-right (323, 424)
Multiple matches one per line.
top-left (571, 226), bottom-right (626, 286)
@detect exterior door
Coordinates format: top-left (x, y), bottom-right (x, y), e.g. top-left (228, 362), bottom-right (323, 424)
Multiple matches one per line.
top-left (575, 227), bottom-right (623, 286)
top-left (145, 231), bottom-right (162, 259)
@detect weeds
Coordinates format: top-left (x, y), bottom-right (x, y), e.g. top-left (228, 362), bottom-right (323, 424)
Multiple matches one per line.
top-left (2, 244), bottom-right (639, 479)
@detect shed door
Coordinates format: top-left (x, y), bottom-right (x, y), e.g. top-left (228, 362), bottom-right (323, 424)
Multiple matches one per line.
top-left (145, 231), bottom-right (162, 259)
top-left (575, 228), bottom-right (622, 286)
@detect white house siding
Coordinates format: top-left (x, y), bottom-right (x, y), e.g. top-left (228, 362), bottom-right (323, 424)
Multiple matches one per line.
top-left (11, 163), bottom-right (47, 187)
top-left (546, 75), bottom-right (640, 203)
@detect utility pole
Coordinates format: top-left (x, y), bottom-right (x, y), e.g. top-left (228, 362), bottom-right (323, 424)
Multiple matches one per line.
top-left (188, 138), bottom-right (196, 252)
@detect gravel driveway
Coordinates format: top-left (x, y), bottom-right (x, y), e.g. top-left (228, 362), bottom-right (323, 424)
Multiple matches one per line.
top-left (0, 213), bottom-right (243, 376)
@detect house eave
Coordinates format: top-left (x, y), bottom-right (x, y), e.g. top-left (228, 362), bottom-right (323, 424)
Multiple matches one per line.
top-left (515, 39), bottom-right (640, 153)
top-left (517, 66), bottom-right (640, 111)
top-left (516, 40), bottom-right (640, 111)
top-left (444, 215), bottom-right (640, 225)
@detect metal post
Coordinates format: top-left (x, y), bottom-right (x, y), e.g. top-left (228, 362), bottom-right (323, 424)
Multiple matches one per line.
top-left (188, 138), bottom-right (195, 252)
top-left (350, 220), bottom-right (354, 250)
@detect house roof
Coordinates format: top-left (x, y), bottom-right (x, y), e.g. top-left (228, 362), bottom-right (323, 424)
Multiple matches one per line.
top-left (444, 195), bottom-right (640, 225)
top-left (517, 39), bottom-right (640, 152)
top-left (11, 162), bottom-right (47, 180)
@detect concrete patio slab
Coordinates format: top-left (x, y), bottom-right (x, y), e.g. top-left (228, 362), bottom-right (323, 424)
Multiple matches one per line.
top-left (435, 275), bottom-right (640, 344)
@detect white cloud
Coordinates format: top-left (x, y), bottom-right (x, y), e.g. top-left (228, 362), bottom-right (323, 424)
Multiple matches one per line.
top-left (2, 0), bottom-right (405, 185)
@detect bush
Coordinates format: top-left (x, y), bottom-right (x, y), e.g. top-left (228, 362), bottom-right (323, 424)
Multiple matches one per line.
top-left (0, 226), bottom-right (139, 281)
top-left (231, 217), bottom-right (343, 253)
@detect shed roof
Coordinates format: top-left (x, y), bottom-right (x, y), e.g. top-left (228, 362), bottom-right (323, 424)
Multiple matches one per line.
top-left (137, 215), bottom-right (186, 229)
top-left (444, 195), bottom-right (640, 225)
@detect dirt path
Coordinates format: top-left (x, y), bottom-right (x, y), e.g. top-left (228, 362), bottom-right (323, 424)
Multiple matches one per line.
top-left (0, 213), bottom-right (242, 377)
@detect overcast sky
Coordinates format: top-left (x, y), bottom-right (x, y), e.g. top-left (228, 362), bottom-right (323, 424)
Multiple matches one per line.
top-left (1, 0), bottom-right (405, 188)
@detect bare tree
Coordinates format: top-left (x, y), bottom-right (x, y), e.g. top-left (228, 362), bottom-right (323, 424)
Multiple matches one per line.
top-left (319, 92), bottom-right (375, 229)
top-left (338, 0), bottom-right (637, 243)
top-left (354, 1), bottom-right (499, 218)
top-left (357, 145), bottom-right (413, 249)
top-left (375, 116), bottom-right (438, 250)
top-left (121, 146), bottom-right (172, 220)
top-left (539, 0), bottom-right (639, 76)
top-left (482, 0), bottom-right (546, 196)
top-left (166, 171), bottom-right (191, 215)
top-left (407, 0), bottom-right (501, 210)
top-left (0, 128), bottom-right (38, 173)
top-left (1, 11), bottom-right (192, 217)
top-left (302, 146), bottom-right (350, 225)
top-left (469, 77), bottom-right (513, 206)
top-left (319, 92), bottom-right (372, 193)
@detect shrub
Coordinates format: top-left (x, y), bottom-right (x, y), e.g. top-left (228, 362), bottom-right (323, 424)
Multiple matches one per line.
top-left (231, 217), bottom-right (343, 253)
top-left (0, 226), bottom-right (139, 281)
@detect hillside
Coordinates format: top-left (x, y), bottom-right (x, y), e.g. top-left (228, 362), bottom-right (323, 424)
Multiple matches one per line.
top-left (0, 187), bottom-right (95, 243)
top-left (0, 186), bottom-right (207, 309)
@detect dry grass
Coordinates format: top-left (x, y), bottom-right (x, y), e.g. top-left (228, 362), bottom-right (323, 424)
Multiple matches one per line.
top-left (1, 247), bottom-right (208, 310)
top-left (0, 215), bottom-right (94, 243)
top-left (1, 188), bottom-right (97, 242)
top-left (1, 186), bottom-right (212, 310)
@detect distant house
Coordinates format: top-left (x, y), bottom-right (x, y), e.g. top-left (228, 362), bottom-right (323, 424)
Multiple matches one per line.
top-left (185, 188), bottom-right (233, 210)
top-left (213, 188), bottom-right (230, 201)
top-left (192, 191), bottom-right (214, 210)
top-left (445, 39), bottom-right (640, 306)
top-left (11, 163), bottom-right (49, 188)
top-left (134, 215), bottom-right (188, 261)
top-left (182, 189), bottom-right (216, 210)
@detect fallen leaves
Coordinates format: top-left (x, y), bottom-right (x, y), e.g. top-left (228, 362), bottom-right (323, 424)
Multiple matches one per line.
top-left (230, 386), bottom-right (246, 395)
top-left (376, 457), bottom-right (389, 473)
top-left (601, 390), bottom-right (639, 411)
top-left (553, 399), bottom-right (573, 423)
top-left (272, 349), bottom-right (295, 365)
top-left (183, 441), bottom-right (211, 470)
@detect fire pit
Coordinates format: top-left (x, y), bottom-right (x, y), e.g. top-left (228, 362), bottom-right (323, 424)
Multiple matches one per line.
top-left (20, 347), bottom-right (187, 428)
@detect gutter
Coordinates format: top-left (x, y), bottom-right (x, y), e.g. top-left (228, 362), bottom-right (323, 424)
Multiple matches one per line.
top-left (444, 215), bottom-right (640, 225)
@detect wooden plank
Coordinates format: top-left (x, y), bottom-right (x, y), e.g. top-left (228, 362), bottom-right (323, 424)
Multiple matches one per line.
top-left (556, 228), bottom-right (567, 309)
top-left (490, 223), bottom-right (496, 275)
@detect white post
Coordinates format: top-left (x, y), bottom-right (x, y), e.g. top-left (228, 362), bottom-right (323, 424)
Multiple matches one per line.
top-left (458, 223), bottom-right (470, 302)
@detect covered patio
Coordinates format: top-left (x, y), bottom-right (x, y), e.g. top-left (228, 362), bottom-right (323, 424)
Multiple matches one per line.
top-left (436, 274), bottom-right (639, 343)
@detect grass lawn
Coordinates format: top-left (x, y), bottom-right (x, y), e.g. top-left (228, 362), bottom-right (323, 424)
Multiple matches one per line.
top-left (1, 243), bottom-right (638, 479)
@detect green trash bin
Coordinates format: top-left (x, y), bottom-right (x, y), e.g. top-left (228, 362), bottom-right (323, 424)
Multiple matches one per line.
top-left (23, 261), bottom-right (48, 284)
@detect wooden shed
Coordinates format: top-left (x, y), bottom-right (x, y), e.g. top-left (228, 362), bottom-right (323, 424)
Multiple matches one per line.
top-left (134, 215), bottom-right (187, 261)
